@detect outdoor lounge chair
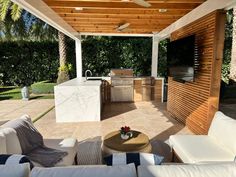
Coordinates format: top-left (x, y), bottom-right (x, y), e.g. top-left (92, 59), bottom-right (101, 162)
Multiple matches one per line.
top-left (169, 111), bottom-right (236, 163)
top-left (0, 115), bottom-right (78, 167)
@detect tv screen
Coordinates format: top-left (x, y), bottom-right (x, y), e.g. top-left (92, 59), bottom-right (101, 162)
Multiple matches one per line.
top-left (167, 35), bottom-right (196, 82)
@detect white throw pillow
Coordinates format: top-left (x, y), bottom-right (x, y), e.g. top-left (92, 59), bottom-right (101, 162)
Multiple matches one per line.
top-left (0, 164), bottom-right (30, 177)
top-left (208, 111), bottom-right (236, 154)
top-left (0, 127), bottom-right (22, 154)
top-left (31, 164), bottom-right (137, 177)
top-left (0, 131), bottom-right (6, 154)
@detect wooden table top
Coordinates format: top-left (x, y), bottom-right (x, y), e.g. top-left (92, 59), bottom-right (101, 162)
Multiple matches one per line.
top-left (103, 130), bottom-right (150, 152)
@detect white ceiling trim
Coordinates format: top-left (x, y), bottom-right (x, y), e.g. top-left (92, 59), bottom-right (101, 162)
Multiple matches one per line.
top-left (158, 0), bottom-right (236, 40)
top-left (11, 0), bottom-right (80, 40)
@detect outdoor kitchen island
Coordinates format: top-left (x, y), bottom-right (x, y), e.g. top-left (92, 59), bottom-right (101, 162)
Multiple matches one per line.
top-left (54, 78), bottom-right (102, 122)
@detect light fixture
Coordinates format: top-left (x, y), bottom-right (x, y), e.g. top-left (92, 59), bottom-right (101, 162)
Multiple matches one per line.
top-left (116, 23), bottom-right (130, 32)
top-left (159, 9), bottom-right (167, 13)
top-left (75, 7), bottom-right (83, 11)
top-left (121, 0), bottom-right (151, 7)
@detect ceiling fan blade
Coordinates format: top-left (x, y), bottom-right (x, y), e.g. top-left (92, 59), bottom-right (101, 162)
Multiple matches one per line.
top-left (133, 0), bottom-right (151, 7)
top-left (116, 23), bottom-right (130, 31)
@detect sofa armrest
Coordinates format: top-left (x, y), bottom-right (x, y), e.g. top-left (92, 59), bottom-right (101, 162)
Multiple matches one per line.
top-left (44, 138), bottom-right (77, 149)
top-left (0, 120), bottom-right (9, 126)
top-left (42, 138), bottom-right (78, 166)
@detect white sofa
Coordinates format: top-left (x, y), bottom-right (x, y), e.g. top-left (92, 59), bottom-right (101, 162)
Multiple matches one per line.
top-left (138, 163), bottom-right (236, 177)
top-left (169, 111), bottom-right (236, 163)
top-left (0, 115), bottom-right (78, 167)
top-left (1, 162), bottom-right (236, 177)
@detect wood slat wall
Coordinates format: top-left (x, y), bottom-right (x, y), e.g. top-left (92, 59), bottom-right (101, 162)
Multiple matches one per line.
top-left (167, 10), bottom-right (226, 134)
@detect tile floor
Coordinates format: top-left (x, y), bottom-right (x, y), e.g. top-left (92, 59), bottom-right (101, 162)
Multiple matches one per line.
top-left (0, 99), bottom-right (54, 121)
top-left (35, 101), bottom-right (192, 162)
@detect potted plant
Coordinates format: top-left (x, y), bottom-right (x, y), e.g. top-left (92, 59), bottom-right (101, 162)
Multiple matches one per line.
top-left (120, 126), bottom-right (133, 140)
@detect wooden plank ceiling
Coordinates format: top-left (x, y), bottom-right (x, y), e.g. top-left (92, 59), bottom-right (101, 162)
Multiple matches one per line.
top-left (43, 0), bottom-right (206, 34)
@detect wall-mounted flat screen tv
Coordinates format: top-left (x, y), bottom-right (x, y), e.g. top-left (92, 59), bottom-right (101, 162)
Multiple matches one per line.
top-left (167, 35), bottom-right (196, 82)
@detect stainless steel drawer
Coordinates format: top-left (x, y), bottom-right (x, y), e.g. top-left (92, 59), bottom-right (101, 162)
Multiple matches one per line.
top-left (111, 77), bottom-right (134, 86)
top-left (111, 86), bottom-right (134, 102)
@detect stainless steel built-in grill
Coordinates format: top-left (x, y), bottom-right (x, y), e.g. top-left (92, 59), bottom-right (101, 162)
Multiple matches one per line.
top-left (110, 69), bottom-right (134, 102)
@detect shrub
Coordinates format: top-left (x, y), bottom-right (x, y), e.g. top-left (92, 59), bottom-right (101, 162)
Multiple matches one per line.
top-left (0, 41), bottom-right (76, 86)
top-left (31, 81), bottom-right (56, 94)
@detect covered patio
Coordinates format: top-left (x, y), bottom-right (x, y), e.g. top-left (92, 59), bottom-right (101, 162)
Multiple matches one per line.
top-left (2, 0), bottom-right (236, 173)
top-left (11, 0), bottom-right (235, 132)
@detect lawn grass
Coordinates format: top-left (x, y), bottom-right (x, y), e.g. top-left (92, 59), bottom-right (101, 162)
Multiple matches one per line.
top-left (0, 86), bottom-right (54, 100)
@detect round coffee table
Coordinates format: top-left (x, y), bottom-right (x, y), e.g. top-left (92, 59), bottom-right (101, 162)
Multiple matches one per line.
top-left (102, 130), bottom-right (152, 155)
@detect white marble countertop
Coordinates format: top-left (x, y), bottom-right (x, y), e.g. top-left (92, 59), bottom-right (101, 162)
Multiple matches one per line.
top-left (57, 78), bottom-right (102, 86)
top-left (57, 77), bottom-right (164, 87)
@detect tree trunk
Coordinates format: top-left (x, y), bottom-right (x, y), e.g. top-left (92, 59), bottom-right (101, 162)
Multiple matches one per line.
top-left (230, 8), bottom-right (236, 82)
top-left (57, 31), bottom-right (69, 84)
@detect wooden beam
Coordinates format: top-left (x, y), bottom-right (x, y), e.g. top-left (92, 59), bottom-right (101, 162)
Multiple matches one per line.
top-left (52, 8), bottom-right (192, 16)
top-left (68, 21), bottom-right (169, 25)
top-left (59, 13), bottom-right (182, 20)
top-left (79, 32), bottom-right (153, 37)
top-left (44, 1), bottom-right (201, 10)
top-left (45, 0), bottom-right (205, 4)
top-left (74, 29), bottom-right (154, 34)
top-left (64, 18), bottom-right (177, 24)
top-left (73, 26), bottom-right (161, 30)
top-left (71, 24), bottom-right (168, 28)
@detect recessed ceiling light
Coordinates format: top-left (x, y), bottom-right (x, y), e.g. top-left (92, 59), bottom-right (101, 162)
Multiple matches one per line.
top-left (121, 0), bottom-right (130, 1)
top-left (159, 9), bottom-right (167, 13)
top-left (75, 7), bottom-right (83, 11)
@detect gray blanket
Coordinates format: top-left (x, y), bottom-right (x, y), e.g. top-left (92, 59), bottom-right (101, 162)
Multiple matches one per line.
top-left (3, 118), bottom-right (68, 167)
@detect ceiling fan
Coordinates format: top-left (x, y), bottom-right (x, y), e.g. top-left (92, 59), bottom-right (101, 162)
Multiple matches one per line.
top-left (116, 23), bottom-right (130, 32)
top-left (122, 0), bottom-right (151, 8)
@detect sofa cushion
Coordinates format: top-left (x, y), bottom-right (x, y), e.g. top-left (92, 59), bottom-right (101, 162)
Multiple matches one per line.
top-left (30, 163), bottom-right (136, 177)
top-left (32, 138), bottom-right (77, 167)
top-left (169, 135), bottom-right (234, 163)
top-left (0, 114), bottom-right (32, 155)
top-left (0, 127), bottom-right (22, 154)
top-left (208, 111), bottom-right (236, 154)
top-left (0, 154), bottom-right (34, 169)
top-left (137, 163), bottom-right (236, 177)
top-left (0, 164), bottom-right (30, 177)
top-left (104, 153), bottom-right (164, 167)
top-left (0, 131), bottom-right (6, 154)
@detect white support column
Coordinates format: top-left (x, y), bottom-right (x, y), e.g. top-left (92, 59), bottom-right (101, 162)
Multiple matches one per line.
top-left (151, 35), bottom-right (159, 77)
top-left (75, 39), bottom-right (82, 78)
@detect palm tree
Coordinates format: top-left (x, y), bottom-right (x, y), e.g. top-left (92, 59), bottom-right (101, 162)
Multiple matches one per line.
top-left (0, 0), bottom-right (22, 21)
top-left (0, 0), bottom-right (58, 41)
top-left (57, 31), bottom-right (70, 84)
top-left (0, 0), bottom-right (69, 83)
top-left (230, 8), bottom-right (236, 82)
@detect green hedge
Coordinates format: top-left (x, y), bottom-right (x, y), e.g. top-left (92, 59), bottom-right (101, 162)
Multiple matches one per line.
top-left (0, 40), bottom-right (76, 86)
top-left (0, 37), bottom-right (167, 86)
top-left (31, 81), bottom-right (56, 94)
